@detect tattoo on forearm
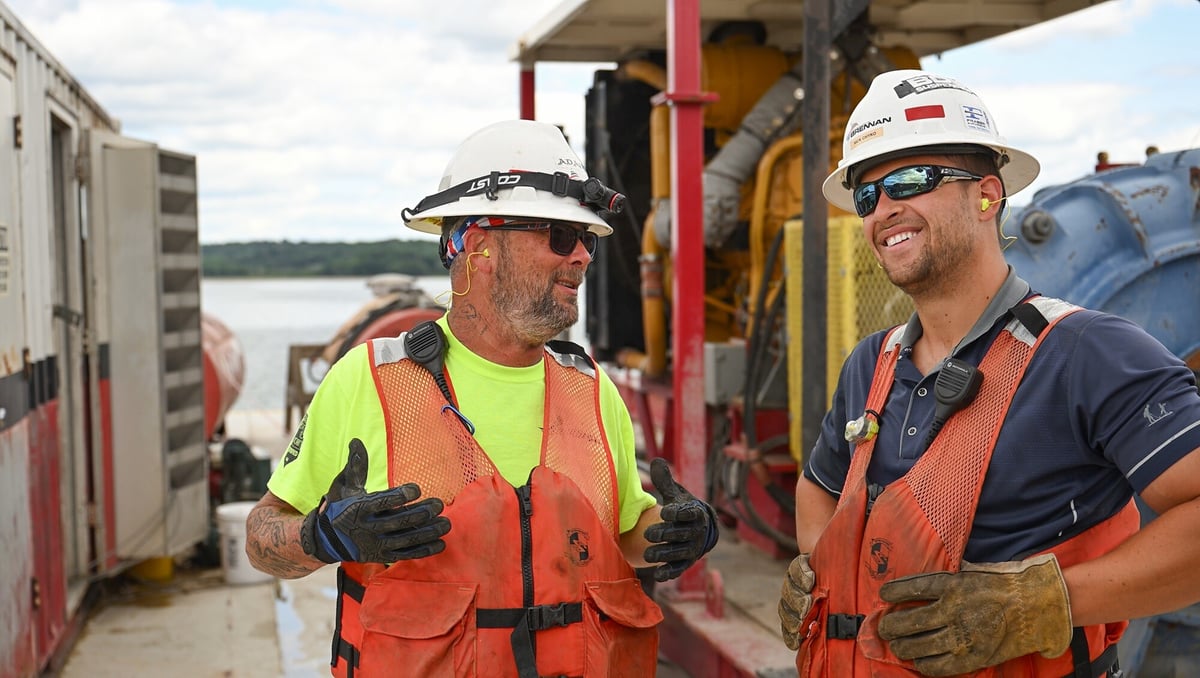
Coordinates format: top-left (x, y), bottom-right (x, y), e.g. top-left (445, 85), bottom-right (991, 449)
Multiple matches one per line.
top-left (246, 505), bottom-right (319, 579)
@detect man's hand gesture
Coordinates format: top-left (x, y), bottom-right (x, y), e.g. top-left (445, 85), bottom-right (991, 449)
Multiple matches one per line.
top-left (643, 458), bottom-right (719, 582)
top-left (300, 438), bottom-right (451, 564)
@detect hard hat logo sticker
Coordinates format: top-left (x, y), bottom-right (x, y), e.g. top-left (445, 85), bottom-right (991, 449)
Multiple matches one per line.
top-left (904, 105), bottom-right (945, 122)
top-left (849, 117), bottom-right (892, 140)
top-left (961, 105), bottom-right (991, 133)
top-left (892, 74), bottom-right (972, 98)
top-left (557, 156), bottom-right (585, 176)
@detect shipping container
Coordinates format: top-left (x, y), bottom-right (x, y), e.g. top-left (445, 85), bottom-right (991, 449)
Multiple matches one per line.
top-left (0, 4), bottom-right (205, 675)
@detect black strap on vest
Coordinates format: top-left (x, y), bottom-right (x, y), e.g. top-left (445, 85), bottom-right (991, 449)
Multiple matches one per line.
top-left (1069, 628), bottom-right (1091, 678)
top-left (477, 603), bottom-right (584, 678)
top-left (332, 568), bottom-right (362, 676)
top-left (1011, 301), bottom-right (1050, 337)
top-left (339, 573), bottom-right (583, 678)
top-left (476, 602), bottom-right (584, 628)
top-left (820, 612), bottom-right (1119, 677)
top-left (339, 567), bottom-right (367, 601)
top-left (546, 339), bottom-right (595, 369)
top-left (1091, 643), bottom-right (1120, 677)
top-left (1063, 628), bottom-right (1121, 678)
top-left (826, 613), bottom-right (865, 640)
top-left (333, 638), bottom-right (359, 678)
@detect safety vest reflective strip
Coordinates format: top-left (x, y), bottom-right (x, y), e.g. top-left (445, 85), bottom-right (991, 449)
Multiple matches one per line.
top-left (799, 297), bottom-right (1137, 677)
top-left (329, 338), bottom-right (660, 677)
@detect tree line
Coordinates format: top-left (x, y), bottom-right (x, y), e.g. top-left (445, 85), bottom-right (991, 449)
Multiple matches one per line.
top-left (201, 239), bottom-right (446, 277)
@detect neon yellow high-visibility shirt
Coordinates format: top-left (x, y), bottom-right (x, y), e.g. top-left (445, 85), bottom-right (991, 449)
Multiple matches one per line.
top-left (268, 315), bottom-right (656, 534)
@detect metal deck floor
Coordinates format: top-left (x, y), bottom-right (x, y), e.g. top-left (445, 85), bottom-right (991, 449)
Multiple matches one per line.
top-left (57, 409), bottom-right (792, 677)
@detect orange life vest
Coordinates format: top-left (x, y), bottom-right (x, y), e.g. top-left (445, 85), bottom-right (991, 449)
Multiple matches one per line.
top-left (797, 298), bottom-right (1138, 677)
top-left (329, 336), bottom-right (662, 678)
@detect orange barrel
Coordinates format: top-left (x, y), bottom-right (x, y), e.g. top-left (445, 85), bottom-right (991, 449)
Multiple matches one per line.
top-left (354, 306), bottom-right (445, 345)
top-left (321, 298), bottom-right (445, 365)
top-left (201, 312), bottom-right (246, 441)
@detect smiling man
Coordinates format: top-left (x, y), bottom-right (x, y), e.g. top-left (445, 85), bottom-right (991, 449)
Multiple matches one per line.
top-left (244, 120), bottom-right (718, 678)
top-left (777, 70), bottom-right (1200, 677)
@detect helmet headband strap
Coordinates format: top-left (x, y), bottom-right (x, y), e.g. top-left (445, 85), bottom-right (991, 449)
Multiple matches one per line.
top-left (404, 171), bottom-right (626, 220)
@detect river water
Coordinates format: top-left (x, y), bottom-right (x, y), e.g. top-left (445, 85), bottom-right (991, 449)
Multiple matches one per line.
top-left (201, 275), bottom-right (451, 412)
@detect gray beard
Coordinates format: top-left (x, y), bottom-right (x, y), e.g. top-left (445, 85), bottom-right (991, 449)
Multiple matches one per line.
top-left (493, 254), bottom-right (577, 345)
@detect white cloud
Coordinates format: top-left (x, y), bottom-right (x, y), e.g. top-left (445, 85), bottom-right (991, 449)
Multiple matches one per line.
top-left (988, 0), bottom-right (1174, 46)
top-left (919, 0), bottom-right (1198, 201)
top-left (6, 0), bottom-right (1196, 241)
top-left (6, 0), bottom-right (584, 243)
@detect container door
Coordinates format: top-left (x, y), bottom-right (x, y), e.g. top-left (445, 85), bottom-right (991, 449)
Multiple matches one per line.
top-left (0, 54), bottom-right (40, 678)
top-left (50, 112), bottom-right (92, 589)
top-left (85, 130), bottom-right (208, 563)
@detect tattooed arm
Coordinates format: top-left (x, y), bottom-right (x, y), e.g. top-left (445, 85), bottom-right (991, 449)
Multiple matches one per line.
top-left (246, 491), bottom-right (327, 579)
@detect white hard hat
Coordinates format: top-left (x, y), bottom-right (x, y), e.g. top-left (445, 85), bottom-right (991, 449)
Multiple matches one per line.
top-left (822, 69), bottom-right (1040, 213)
top-left (403, 119), bottom-right (621, 236)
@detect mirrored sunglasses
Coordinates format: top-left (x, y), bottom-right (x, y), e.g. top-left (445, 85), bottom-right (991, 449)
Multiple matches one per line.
top-left (853, 165), bottom-right (983, 217)
top-left (485, 221), bottom-right (598, 258)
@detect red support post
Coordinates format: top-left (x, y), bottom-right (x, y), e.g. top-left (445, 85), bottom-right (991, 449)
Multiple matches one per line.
top-left (665, 0), bottom-right (708, 511)
top-left (519, 62), bottom-right (535, 120)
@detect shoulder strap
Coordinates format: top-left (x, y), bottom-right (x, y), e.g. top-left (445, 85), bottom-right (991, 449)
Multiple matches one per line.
top-left (546, 339), bottom-right (597, 377)
top-left (1010, 301), bottom-right (1049, 337)
top-left (1006, 296), bottom-right (1080, 347)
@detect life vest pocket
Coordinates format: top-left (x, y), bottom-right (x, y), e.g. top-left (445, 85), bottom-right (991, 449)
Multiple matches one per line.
top-left (581, 578), bottom-right (663, 677)
top-left (356, 579), bottom-right (478, 677)
top-left (797, 587), bottom-right (829, 676)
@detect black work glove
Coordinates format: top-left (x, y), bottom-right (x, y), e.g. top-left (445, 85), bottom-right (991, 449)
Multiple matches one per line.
top-left (643, 458), bottom-right (719, 582)
top-left (299, 438), bottom-right (451, 564)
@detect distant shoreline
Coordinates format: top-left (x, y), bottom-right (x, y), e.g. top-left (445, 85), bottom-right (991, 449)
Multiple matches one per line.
top-left (201, 239), bottom-right (444, 277)
top-left (200, 272), bottom-right (444, 278)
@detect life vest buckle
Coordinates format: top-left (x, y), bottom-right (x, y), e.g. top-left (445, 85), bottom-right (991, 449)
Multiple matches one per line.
top-left (826, 613), bottom-right (864, 640)
top-left (528, 602), bottom-right (572, 630)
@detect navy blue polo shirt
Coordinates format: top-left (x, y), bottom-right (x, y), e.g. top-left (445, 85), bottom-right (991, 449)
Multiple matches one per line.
top-left (804, 271), bottom-right (1200, 562)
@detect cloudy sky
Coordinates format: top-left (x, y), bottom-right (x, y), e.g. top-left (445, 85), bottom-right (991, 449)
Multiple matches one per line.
top-left (5, 0), bottom-right (1197, 244)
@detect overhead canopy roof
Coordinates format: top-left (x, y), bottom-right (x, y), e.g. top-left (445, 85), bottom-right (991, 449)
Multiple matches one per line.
top-left (512, 0), bottom-right (1108, 63)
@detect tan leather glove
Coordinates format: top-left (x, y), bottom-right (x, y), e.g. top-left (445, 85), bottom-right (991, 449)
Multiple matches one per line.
top-left (877, 553), bottom-right (1072, 677)
top-left (778, 553), bottom-right (815, 651)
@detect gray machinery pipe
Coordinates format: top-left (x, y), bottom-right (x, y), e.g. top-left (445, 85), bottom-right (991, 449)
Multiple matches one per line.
top-left (701, 61), bottom-right (806, 247)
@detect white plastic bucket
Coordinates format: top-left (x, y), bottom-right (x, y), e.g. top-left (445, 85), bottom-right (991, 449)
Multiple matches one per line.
top-left (216, 501), bottom-right (273, 585)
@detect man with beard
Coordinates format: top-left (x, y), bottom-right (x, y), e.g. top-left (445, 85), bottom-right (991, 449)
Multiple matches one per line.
top-left (777, 69), bottom-right (1200, 677)
top-left (245, 120), bottom-right (718, 678)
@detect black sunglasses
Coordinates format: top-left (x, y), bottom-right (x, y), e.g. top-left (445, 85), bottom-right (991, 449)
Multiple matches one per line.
top-left (486, 221), bottom-right (598, 258)
top-left (853, 165), bottom-right (983, 217)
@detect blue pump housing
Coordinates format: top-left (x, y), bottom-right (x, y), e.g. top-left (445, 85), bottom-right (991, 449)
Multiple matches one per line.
top-left (1004, 149), bottom-right (1200, 365)
top-left (1006, 149), bottom-right (1200, 674)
